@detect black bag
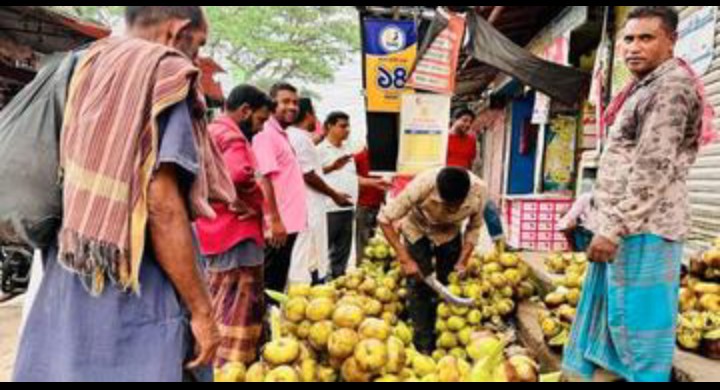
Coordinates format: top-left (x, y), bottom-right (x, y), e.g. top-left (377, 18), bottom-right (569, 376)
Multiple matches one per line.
top-left (0, 52), bottom-right (78, 248)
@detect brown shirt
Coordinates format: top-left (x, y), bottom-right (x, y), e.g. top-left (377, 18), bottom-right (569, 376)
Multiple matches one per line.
top-left (379, 168), bottom-right (487, 247)
top-left (590, 59), bottom-right (702, 243)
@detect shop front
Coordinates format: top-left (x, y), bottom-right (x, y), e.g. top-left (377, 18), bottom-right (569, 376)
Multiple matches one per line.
top-left (498, 6), bottom-right (606, 252)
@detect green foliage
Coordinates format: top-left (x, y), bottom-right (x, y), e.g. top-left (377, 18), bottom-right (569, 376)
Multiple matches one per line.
top-left (53, 6), bottom-right (359, 85)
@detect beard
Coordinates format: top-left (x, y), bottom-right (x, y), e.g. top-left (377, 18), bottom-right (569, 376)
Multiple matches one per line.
top-left (240, 119), bottom-right (255, 142)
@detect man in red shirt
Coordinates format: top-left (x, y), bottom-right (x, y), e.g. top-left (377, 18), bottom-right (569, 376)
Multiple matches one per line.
top-left (447, 108), bottom-right (478, 170)
top-left (446, 108), bottom-right (507, 251)
top-left (354, 147), bottom-right (390, 263)
top-left (195, 85), bottom-right (272, 367)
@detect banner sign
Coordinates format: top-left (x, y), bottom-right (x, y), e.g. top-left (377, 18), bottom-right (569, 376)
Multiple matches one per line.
top-left (397, 93), bottom-right (451, 174)
top-left (364, 19), bottom-right (418, 113)
top-left (408, 12), bottom-right (465, 95)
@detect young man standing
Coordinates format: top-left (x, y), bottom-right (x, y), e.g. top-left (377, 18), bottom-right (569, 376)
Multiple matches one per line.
top-left (252, 82), bottom-right (307, 294)
top-left (447, 108), bottom-right (478, 170)
top-left (319, 112), bottom-right (358, 279)
top-left (288, 99), bottom-right (352, 285)
top-left (447, 107), bottom-right (505, 250)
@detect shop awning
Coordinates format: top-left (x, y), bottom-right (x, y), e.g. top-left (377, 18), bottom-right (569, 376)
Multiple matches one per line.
top-left (0, 6), bottom-right (111, 54)
top-left (357, 7), bottom-right (589, 105)
top-left (463, 12), bottom-right (588, 106)
top-left (197, 57), bottom-right (226, 105)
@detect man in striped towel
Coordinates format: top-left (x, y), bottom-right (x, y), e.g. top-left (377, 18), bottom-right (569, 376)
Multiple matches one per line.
top-left (563, 6), bottom-right (714, 382)
top-left (14, 6), bottom-right (236, 382)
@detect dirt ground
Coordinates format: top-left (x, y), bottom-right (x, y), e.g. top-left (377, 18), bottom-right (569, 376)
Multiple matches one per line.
top-left (0, 295), bottom-right (22, 382)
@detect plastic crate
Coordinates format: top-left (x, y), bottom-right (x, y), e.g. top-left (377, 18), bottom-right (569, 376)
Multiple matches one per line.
top-left (504, 196), bottom-right (573, 252)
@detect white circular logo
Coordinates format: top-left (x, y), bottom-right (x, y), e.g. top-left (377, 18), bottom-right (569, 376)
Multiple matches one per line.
top-left (379, 26), bottom-right (406, 53)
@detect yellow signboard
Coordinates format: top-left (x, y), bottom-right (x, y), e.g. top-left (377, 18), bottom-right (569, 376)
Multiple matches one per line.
top-left (364, 19), bottom-right (418, 113)
top-left (398, 93), bottom-right (451, 175)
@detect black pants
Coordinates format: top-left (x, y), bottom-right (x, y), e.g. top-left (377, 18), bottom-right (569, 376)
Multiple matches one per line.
top-left (405, 235), bottom-right (462, 354)
top-left (264, 233), bottom-right (298, 293)
top-left (327, 210), bottom-right (354, 279)
top-left (355, 206), bottom-right (380, 264)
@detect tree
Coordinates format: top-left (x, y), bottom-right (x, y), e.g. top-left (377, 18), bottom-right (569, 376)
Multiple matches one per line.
top-left (54, 6), bottom-right (124, 26)
top-left (53, 6), bottom-right (359, 87)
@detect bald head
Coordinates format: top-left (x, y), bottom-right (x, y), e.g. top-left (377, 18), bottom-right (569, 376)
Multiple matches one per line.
top-left (125, 6), bottom-right (205, 29)
top-left (124, 6), bottom-right (208, 60)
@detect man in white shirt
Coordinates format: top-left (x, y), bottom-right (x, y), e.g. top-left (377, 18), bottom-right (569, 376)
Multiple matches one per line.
top-left (288, 100), bottom-right (352, 285)
top-left (319, 112), bottom-right (359, 279)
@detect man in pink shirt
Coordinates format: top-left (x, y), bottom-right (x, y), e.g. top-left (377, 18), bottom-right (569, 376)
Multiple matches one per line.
top-left (195, 85), bottom-right (272, 367)
top-left (252, 82), bottom-right (308, 294)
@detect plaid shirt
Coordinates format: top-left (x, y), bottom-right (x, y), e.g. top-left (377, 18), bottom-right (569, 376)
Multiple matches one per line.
top-left (379, 168), bottom-right (487, 247)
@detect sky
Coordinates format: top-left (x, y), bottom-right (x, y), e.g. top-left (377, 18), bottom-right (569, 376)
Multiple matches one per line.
top-left (306, 56), bottom-right (368, 152)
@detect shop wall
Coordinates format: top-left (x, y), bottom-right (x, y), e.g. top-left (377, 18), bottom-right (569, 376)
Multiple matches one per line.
top-left (677, 6), bottom-right (720, 253)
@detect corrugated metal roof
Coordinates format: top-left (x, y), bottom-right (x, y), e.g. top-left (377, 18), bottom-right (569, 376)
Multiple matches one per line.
top-left (678, 6), bottom-right (720, 256)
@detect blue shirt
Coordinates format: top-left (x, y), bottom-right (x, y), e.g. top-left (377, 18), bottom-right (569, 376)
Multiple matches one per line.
top-left (13, 101), bottom-right (209, 382)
